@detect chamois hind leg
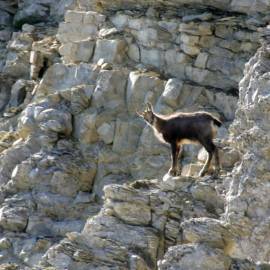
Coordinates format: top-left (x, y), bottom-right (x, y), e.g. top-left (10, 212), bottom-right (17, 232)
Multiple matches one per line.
top-left (169, 142), bottom-right (181, 176)
top-left (178, 145), bottom-right (183, 175)
top-left (199, 140), bottom-right (216, 177)
top-left (213, 147), bottom-right (220, 175)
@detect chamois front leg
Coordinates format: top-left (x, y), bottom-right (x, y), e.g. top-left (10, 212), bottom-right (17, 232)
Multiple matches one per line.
top-left (199, 151), bottom-right (212, 177)
top-left (169, 143), bottom-right (181, 176)
top-left (199, 140), bottom-right (216, 177)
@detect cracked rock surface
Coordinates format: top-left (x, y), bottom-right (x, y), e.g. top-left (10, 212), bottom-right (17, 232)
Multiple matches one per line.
top-left (0, 0), bottom-right (269, 269)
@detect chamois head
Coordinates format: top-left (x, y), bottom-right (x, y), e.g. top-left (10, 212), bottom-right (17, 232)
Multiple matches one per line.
top-left (137, 102), bottom-right (155, 125)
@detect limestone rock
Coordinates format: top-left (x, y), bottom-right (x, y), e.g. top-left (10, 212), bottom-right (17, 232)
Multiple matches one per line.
top-left (3, 51), bottom-right (30, 79)
top-left (0, 0), bottom-right (269, 268)
top-left (82, 213), bottom-right (159, 268)
top-left (106, 200), bottom-right (151, 225)
top-left (126, 71), bottom-right (164, 115)
top-left (164, 50), bottom-right (191, 78)
top-left (195, 52), bottom-right (209, 68)
top-left (0, 238), bottom-right (12, 250)
top-left (156, 78), bottom-right (183, 109)
top-left (0, 74), bottom-right (15, 112)
top-left (59, 39), bottom-right (95, 63)
top-left (93, 39), bottom-right (127, 64)
top-left (112, 118), bottom-right (144, 154)
top-left (6, 79), bottom-right (35, 111)
top-left (36, 108), bottom-right (72, 137)
top-left (36, 63), bottom-right (99, 97)
top-left (230, 0), bottom-right (270, 14)
top-left (181, 163), bottom-right (203, 177)
top-left (57, 10), bottom-right (105, 44)
top-left (0, 10), bottom-right (12, 27)
top-left (104, 185), bottom-right (151, 225)
top-left (140, 47), bottom-right (165, 68)
top-left (0, 206), bottom-right (28, 232)
top-left (158, 244), bottom-right (231, 270)
top-left (128, 43), bottom-right (140, 62)
top-left (73, 110), bottom-right (98, 144)
top-left (92, 69), bottom-right (128, 111)
top-left (97, 122), bottom-right (115, 144)
top-left (181, 218), bottom-right (232, 249)
top-left (198, 146), bottom-right (240, 169)
top-left (13, 2), bottom-right (49, 27)
top-left (225, 45), bottom-right (270, 261)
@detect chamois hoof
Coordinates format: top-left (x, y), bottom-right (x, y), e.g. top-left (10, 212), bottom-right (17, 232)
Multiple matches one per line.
top-left (212, 168), bottom-right (220, 177)
top-left (168, 168), bottom-right (181, 177)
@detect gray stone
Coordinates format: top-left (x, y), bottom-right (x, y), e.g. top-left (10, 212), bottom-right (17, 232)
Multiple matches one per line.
top-left (73, 110), bottom-right (98, 144)
top-left (0, 30), bottom-right (12, 42)
top-left (126, 71), bottom-right (164, 115)
top-left (182, 12), bottom-right (213, 22)
top-left (181, 218), bottom-right (232, 249)
top-left (181, 163), bottom-right (203, 177)
top-left (179, 22), bottom-right (212, 36)
top-left (0, 238), bottom-right (12, 250)
top-left (180, 33), bottom-right (199, 45)
top-left (93, 39), bottom-right (127, 63)
top-left (83, 11), bottom-right (106, 24)
top-left (22, 23), bottom-right (35, 33)
top-left (204, 90), bottom-right (238, 120)
top-left (185, 66), bottom-right (237, 90)
top-left (8, 32), bottom-right (33, 51)
top-left (164, 50), bottom-right (191, 78)
top-left (57, 22), bottom-right (98, 43)
top-left (156, 78), bottom-right (183, 109)
top-left (59, 39), bottom-right (95, 63)
top-left (140, 47), bottom-right (164, 68)
top-left (128, 43), bottom-right (140, 62)
top-left (3, 51), bottom-right (30, 79)
top-left (13, 3), bottom-right (49, 27)
top-left (198, 146), bottom-right (240, 169)
top-left (225, 46), bottom-right (270, 261)
top-left (97, 122), bottom-right (115, 144)
top-left (65, 10), bottom-right (85, 24)
top-left (0, 206), bottom-right (28, 232)
top-left (0, 10), bottom-right (12, 26)
top-left (106, 201), bottom-right (151, 225)
top-left (36, 63), bottom-right (99, 97)
top-left (230, 0), bottom-right (270, 14)
top-left (36, 108), bottom-right (72, 137)
top-left (82, 213), bottom-right (159, 266)
top-left (92, 69), bottom-right (128, 111)
top-left (181, 43), bottom-right (200, 56)
top-left (158, 244), bottom-right (231, 270)
top-left (195, 52), bottom-right (209, 69)
top-left (6, 79), bottom-right (35, 110)
top-left (99, 27), bottom-right (120, 38)
top-left (112, 118), bottom-right (143, 154)
top-left (111, 13), bottom-right (129, 29)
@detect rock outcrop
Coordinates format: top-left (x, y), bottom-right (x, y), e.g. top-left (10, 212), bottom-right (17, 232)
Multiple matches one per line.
top-left (0, 0), bottom-right (269, 269)
top-left (225, 45), bottom-right (270, 261)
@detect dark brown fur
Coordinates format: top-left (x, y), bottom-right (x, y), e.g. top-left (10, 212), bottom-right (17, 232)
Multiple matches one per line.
top-left (137, 103), bottom-right (222, 177)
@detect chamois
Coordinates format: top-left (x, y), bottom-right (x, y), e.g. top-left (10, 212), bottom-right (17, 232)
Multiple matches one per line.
top-left (137, 103), bottom-right (222, 177)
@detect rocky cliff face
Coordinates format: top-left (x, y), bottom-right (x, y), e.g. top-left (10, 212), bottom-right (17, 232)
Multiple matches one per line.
top-left (0, 0), bottom-right (269, 269)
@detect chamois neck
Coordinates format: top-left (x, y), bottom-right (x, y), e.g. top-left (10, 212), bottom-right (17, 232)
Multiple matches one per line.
top-left (152, 113), bottom-right (165, 132)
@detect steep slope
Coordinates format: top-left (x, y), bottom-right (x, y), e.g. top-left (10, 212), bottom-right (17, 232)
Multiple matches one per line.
top-left (0, 0), bottom-right (269, 269)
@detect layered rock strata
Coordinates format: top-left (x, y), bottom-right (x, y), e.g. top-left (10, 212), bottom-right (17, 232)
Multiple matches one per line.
top-left (0, 0), bottom-right (269, 269)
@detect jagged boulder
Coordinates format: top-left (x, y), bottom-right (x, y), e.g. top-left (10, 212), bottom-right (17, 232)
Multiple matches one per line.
top-left (158, 243), bottom-right (232, 270)
top-left (225, 45), bottom-right (270, 261)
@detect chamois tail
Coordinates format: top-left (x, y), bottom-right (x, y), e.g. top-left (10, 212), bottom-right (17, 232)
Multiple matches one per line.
top-left (211, 116), bottom-right (222, 127)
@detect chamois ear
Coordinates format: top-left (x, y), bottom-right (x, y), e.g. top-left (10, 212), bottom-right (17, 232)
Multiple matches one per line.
top-left (146, 102), bottom-right (153, 112)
